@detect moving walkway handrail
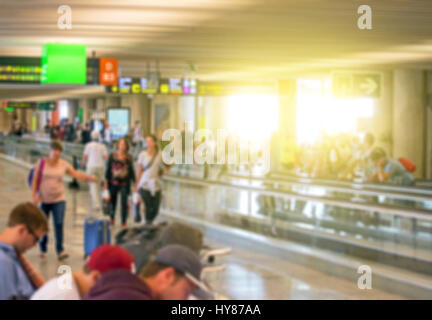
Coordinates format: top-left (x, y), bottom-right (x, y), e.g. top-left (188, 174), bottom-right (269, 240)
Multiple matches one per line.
top-left (162, 174), bottom-right (432, 222)
top-left (3, 135), bottom-right (432, 203)
top-left (271, 172), bottom-right (432, 196)
top-left (223, 172), bottom-right (432, 203)
top-left (1, 137), bottom-right (81, 170)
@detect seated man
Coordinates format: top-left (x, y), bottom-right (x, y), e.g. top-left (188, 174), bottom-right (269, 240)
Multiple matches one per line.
top-left (31, 245), bottom-right (135, 300)
top-left (0, 202), bottom-right (48, 300)
top-left (83, 244), bottom-right (213, 300)
top-left (368, 147), bottom-right (414, 186)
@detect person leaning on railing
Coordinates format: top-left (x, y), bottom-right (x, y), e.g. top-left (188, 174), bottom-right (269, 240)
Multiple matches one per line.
top-left (368, 147), bottom-right (414, 186)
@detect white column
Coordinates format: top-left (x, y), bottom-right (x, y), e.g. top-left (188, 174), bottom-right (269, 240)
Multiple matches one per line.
top-left (393, 69), bottom-right (426, 178)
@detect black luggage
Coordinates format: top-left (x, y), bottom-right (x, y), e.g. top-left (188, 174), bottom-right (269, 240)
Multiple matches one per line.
top-left (115, 221), bottom-right (203, 273)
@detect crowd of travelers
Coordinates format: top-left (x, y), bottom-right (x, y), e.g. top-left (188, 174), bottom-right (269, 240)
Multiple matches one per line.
top-left (0, 120), bottom-right (419, 301)
top-left (0, 118), bottom-right (194, 300)
top-left (0, 117), bottom-right (207, 301)
top-left (0, 203), bottom-right (210, 300)
top-left (8, 118), bottom-right (30, 137)
top-left (43, 119), bottom-right (112, 146)
top-left (26, 129), bottom-right (170, 263)
top-left (284, 132), bottom-right (415, 186)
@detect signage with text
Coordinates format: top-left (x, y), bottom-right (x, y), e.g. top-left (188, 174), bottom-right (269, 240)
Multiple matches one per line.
top-left (106, 77), bottom-right (197, 95)
top-left (99, 58), bottom-right (118, 86)
top-left (0, 57), bottom-right (102, 85)
top-left (2, 101), bottom-right (57, 111)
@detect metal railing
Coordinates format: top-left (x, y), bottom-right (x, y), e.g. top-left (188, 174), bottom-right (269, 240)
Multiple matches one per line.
top-left (3, 134), bottom-right (432, 275)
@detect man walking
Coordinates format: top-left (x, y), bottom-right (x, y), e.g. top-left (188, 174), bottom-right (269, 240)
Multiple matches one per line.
top-left (82, 130), bottom-right (109, 213)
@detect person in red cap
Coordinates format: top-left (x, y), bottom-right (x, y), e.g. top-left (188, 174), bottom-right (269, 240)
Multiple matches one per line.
top-left (31, 245), bottom-right (135, 300)
top-left (83, 244), bottom-right (213, 300)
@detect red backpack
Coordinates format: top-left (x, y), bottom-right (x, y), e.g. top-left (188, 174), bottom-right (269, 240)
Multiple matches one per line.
top-left (398, 158), bottom-right (416, 172)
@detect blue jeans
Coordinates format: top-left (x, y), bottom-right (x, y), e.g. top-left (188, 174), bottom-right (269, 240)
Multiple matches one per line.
top-left (39, 201), bottom-right (66, 254)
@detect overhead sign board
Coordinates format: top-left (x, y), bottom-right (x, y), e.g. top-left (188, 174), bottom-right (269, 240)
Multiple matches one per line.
top-left (0, 57), bottom-right (100, 85)
top-left (86, 58), bottom-right (100, 85)
top-left (332, 72), bottom-right (381, 98)
top-left (0, 57), bottom-right (42, 83)
top-left (41, 43), bottom-right (87, 84)
top-left (99, 58), bottom-right (118, 86)
top-left (37, 101), bottom-right (57, 111)
top-left (7, 102), bottom-right (36, 109)
top-left (2, 101), bottom-right (56, 111)
top-left (106, 79), bottom-right (265, 97)
top-left (106, 77), bottom-right (196, 95)
top-left (183, 78), bottom-right (197, 94)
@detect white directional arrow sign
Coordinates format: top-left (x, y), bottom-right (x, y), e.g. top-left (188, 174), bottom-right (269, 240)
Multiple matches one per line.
top-left (359, 77), bottom-right (378, 96)
top-left (333, 72), bottom-right (381, 98)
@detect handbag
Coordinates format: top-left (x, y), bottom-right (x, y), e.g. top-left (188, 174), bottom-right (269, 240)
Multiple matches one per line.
top-left (27, 158), bottom-right (45, 192)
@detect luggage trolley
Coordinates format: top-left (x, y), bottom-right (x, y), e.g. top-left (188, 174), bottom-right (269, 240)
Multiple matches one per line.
top-left (198, 245), bottom-right (232, 300)
top-left (114, 222), bottom-right (232, 299)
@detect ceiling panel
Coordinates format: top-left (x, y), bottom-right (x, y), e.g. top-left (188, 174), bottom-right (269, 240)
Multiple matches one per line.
top-left (0, 0), bottom-right (431, 81)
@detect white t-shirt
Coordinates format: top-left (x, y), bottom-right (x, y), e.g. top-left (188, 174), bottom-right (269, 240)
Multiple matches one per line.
top-left (84, 142), bottom-right (108, 168)
top-left (137, 150), bottom-right (163, 195)
top-left (31, 274), bottom-right (81, 300)
top-left (133, 127), bottom-right (143, 143)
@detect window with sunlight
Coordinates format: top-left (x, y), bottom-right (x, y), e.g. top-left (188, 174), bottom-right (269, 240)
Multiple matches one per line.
top-left (296, 79), bottom-right (374, 146)
top-left (226, 95), bottom-right (278, 148)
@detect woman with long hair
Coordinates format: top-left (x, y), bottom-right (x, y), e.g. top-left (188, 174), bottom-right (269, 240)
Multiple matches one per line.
top-left (135, 134), bottom-right (170, 225)
top-left (104, 138), bottom-right (135, 228)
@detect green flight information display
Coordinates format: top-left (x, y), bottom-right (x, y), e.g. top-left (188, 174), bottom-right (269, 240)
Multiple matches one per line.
top-left (41, 44), bottom-right (87, 84)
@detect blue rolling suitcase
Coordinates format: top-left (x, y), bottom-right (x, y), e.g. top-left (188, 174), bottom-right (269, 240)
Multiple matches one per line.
top-left (84, 218), bottom-right (111, 258)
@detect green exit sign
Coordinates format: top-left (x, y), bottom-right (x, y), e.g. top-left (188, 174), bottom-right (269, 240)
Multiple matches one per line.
top-left (41, 43), bottom-right (87, 84)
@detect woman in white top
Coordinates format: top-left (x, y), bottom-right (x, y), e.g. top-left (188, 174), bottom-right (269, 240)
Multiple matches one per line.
top-left (135, 135), bottom-right (170, 224)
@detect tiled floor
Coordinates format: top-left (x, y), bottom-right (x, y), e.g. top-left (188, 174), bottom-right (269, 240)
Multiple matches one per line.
top-left (0, 158), bottom-right (404, 299)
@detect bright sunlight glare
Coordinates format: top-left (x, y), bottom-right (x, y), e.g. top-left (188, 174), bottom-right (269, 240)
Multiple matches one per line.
top-left (227, 94), bottom-right (278, 147)
top-left (296, 79), bottom-right (374, 145)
